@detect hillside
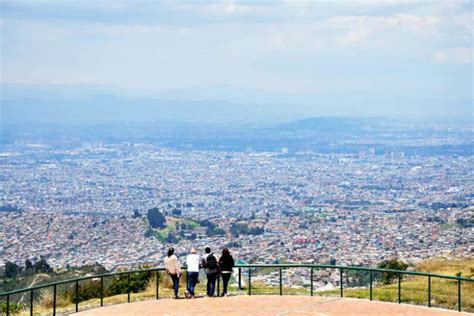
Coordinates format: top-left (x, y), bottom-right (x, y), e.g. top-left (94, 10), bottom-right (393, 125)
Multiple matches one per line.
top-left (0, 264), bottom-right (107, 295)
top-left (416, 257), bottom-right (474, 277)
top-left (317, 257), bottom-right (474, 312)
top-left (152, 216), bottom-right (202, 242)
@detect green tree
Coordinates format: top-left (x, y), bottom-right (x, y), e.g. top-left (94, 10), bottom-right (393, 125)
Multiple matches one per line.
top-left (199, 219), bottom-right (216, 229)
top-left (377, 259), bottom-right (408, 285)
top-left (34, 256), bottom-right (53, 273)
top-left (230, 222), bottom-right (264, 237)
top-left (147, 208), bottom-right (166, 229)
top-left (144, 228), bottom-right (154, 238)
top-left (131, 209), bottom-right (141, 218)
top-left (207, 227), bottom-right (225, 236)
top-left (167, 232), bottom-right (178, 243)
top-left (24, 259), bottom-right (34, 275)
top-left (4, 261), bottom-right (22, 278)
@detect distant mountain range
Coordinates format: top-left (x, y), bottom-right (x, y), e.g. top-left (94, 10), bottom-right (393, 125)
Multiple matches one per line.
top-left (1, 94), bottom-right (262, 123)
top-left (277, 117), bottom-right (364, 133)
top-left (0, 84), bottom-right (311, 123)
top-left (2, 84), bottom-right (472, 123)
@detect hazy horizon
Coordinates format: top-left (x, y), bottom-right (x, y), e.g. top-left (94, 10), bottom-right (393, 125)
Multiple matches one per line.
top-left (1, 82), bottom-right (473, 123)
top-left (1, 1), bottom-right (473, 123)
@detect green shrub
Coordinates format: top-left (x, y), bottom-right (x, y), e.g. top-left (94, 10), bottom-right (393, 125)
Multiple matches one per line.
top-left (109, 271), bottom-right (152, 295)
top-left (378, 259), bottom-right (408, 285)
top-left (64, 280), bottom-right (102, 304)
top-left (0, 301), bottom-right (23, 315)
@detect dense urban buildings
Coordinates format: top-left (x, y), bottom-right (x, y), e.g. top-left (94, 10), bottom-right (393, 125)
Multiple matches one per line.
top-left (1, 121), bottom-right (472, 281)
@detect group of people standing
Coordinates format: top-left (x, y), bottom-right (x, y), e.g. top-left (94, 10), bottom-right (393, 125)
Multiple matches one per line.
top-left (164, 246), bottom-right (235, 299)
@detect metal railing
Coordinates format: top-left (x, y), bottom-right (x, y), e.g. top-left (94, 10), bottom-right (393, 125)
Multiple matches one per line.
top-left (0, 263), bottom-right (472, 315)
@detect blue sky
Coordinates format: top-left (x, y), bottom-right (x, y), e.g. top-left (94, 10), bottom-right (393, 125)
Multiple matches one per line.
top-left (1, 0), bottom-right (472, 119)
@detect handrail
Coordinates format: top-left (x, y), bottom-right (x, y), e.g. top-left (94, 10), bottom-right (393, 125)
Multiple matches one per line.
top-left (235, 264), bottom-right (474, 281)
top-left (1, 263), bottom-right (472, 315)
top-left (0, 267), bottom-right (166, 296)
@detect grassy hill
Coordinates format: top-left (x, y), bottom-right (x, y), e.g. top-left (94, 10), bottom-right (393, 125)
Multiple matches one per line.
top-left (316, 257), bottom-right (473, 312)
top-left (152, 217), bottom-right (201, 242)
top-left (0, 264), bottom-right (106, 295)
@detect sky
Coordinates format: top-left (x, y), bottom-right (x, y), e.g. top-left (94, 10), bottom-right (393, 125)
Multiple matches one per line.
top-left (0, 0), bottom-right (473, 120)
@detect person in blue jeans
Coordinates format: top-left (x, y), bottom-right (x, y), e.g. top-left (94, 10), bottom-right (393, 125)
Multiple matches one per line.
top-left (185, 248), bottom-right (200, 298)
top-left (164, 247), bottom-right (181, 299)
top-left (201, 247), bottom-right (219, 297)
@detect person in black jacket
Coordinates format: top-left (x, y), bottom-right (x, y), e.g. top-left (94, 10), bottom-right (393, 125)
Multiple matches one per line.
top-left (202, 247), bottom-right (219, 297)
top-left (218, 248), bottom-right (234, 296)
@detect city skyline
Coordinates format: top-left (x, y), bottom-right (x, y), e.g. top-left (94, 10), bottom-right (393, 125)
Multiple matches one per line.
top-left (1, 119), bottom-right (472, 270)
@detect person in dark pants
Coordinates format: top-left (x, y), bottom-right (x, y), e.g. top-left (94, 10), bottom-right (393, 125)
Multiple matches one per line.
top-left (218, 248), bottom-right (234, 296)
top-left (164, 247), bottom-right (181, 299)
top-left (201, 247), bottom-right (219, 297)
top-left (185, 248), bottom-right (200, 298)
top-left (207, 272), bottom-right (217, 296)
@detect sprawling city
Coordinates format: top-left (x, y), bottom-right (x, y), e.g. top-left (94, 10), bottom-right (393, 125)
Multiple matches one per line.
top-left (2, 120), bottom-right (472, 278)
top-left (1, 0), bottom-right (473, 315)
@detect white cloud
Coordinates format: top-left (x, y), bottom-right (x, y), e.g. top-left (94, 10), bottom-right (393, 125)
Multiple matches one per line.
top-left (1, 0), bottom-right (472, 103)
top-left (338, 27), bottom-right (371, 46)
top-left (172, 0), bottom-right (255, 16)
top-left (327, 14), bottom-right (441, 33)
top-left (207, 0), bottom-right (252, 15)
top-left (432, 48), bottom-right (473, 64)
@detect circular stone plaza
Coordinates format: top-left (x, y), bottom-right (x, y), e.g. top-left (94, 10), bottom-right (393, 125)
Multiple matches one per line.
top-left (76, 295), bottom-right (470, 316)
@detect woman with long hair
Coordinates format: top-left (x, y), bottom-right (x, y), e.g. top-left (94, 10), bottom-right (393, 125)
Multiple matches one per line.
top-left (164, 247), bottom-right (181, 298)
top-left (218, 248), bottom-right (234, 296)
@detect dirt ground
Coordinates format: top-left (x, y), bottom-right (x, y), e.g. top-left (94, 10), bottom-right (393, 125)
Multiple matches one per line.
top-left (75, 295), bottom-right (470, 316)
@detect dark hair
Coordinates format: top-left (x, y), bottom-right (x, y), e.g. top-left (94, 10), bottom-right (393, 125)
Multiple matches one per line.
top-left (205, 247), bottom-right (211, 254)
top-left (222, 248), bottom-right (230, 257)
top-left (167, 247), bottom-right (174, 257)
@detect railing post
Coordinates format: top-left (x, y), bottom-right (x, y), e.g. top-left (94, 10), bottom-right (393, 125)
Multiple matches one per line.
top-left (369, 270), bottom-right (373, 301)
top-left (427, 276), bottom-right (431, 307)
top-left (100, 276), bottom-right (104, 307)
top-left (6, 294), bottom-right (9, 316)
top-left (156, 271), bottom-right (160, 299)
top-left (75, 280), bottom-right (79, 312)
top-left (127, 272), bottom-right (131, 303)
top-left (340, 268), bottom-right (343, 297)
top-left (30, 289), bottom-right (34, 316)
top-left (248, 268), bottom-right (251, 296)
top-left (310, 267), bottom-right (314, 296)
top-left (398, 274), bottom-right (401, 304)
top-left (238, 268), bottom-right (242, 290)
top-left (279, 268), bottom-right (283, 295)
top-left (53, 284), bottom-right (57, 316)
top-left (458, 279), bottom-right (461, 312)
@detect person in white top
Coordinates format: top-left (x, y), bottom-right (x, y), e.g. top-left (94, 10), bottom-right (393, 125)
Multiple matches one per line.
top-left (185, 248), bottom-right (200, 298)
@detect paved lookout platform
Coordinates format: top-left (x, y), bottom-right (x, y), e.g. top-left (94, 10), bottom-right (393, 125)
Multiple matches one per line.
top-left (76, 295), bottom-right (468, 316)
